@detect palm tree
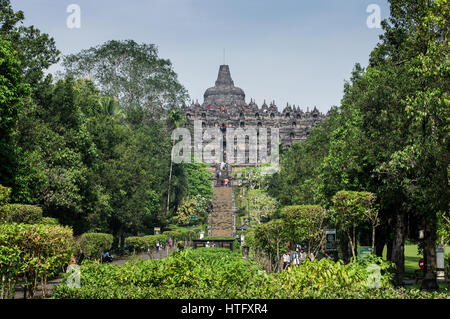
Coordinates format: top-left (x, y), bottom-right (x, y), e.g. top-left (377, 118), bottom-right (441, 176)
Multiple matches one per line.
top-left (99, 96), bottom-right (126, 120)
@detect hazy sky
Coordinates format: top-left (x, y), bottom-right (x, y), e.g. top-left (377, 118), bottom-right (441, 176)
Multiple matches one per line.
top-left (12, 0), bottom-right (390, 113)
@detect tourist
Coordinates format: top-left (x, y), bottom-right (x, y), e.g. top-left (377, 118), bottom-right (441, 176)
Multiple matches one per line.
top-left (101, 251), bottom-right (112, 263)
top-left (168, 237), bottom-right (173, 248)
top-left (291, 249), bottom-right (300, 266)
top-left (282, 252), bottom-right (290, 270)
top-left (224, 178), bottom-right (230, 187)
top-left (68, 255), bottom-right (77, 266)
top-left (299, 249), bottom-right (306, 262)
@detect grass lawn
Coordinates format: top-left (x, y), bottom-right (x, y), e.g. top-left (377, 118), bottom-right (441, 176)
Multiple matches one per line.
top-left (382, 244), bottom-right (450, 280)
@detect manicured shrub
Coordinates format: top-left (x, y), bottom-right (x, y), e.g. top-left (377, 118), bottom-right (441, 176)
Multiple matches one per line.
top-left (0, 185), bottom-right (11, 206)
top-left (162, 230), bottom-right (181, 240)
top-left (78, 233), bottom-right (113, 261)
top-left (0, 223), bottom-right (75, 299)
top-left (40, 217), bottom-right (60, 225)
top-left (0, 204), bottom-right (43, 224)
top-left (125, 234), bottom-right (168, 254)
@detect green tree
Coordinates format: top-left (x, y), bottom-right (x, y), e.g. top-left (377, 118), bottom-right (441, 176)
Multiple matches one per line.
top-left (0, 38), bottom-right (29, 187)
top-left (247, 190), bottom-right (278, 224)
top-left (331, 191), bottom-right (370, 259)
top-left (62, 40), bottom-right (188, 115)
top-left (281, 205), bottom-right (327, 257)
top-left (0, 0), bottom-right (60, 88)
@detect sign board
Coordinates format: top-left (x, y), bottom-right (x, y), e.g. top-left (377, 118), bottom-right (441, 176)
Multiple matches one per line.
top-left (325, 229), bottom-right (336, 251)
top-left (189, 215), bottom-right (198, 221)
top-left (154, 227), bottom-right (161, 235)
top-left (358, 246), bottom-right (372, 260)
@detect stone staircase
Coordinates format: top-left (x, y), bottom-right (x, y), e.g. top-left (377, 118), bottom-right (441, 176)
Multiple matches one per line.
top-left (208, 164), bottom-right (235, 238)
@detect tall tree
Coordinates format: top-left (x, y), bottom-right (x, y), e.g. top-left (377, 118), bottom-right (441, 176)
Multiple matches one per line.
top-left (0, 38), bottom-right (29, 186)
top-left (62, 40), bottom-right (188, 116)
top-left (0, 0), bottom-right (60, 89)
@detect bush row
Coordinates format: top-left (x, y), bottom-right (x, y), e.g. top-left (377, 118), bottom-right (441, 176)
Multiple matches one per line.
top-left (53, 248), bottom-right (450, 299)
top-left (125, 234), bottom-right (168, 253)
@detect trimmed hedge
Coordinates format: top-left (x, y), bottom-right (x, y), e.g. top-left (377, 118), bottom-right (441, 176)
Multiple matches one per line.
top-left (0, 185), bottom-right (11, 206)
top-left (40, 217), bottom-right (60, 225)
top-left (0, 204), bottom-right (43, 224)
top-left (125, 234), bottom-right (168, 253)
top-left (53, 248), bottom-right (450, 299)
top-left (0, 223), bottom-right (75, 299)
top-left (78, 233), bottom-right (114, 261)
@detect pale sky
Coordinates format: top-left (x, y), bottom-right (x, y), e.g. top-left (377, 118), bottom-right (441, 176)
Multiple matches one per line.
top-left (12, 0), bottom-right (389, 113)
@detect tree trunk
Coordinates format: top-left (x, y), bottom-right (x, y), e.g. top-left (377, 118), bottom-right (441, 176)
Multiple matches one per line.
top-left (167, 144), bottom-right (174, 214)
top-left (341, 235), bottom-right (350, 261)
top-left (347, 231), bottom-right (356, 259)
top-left (371, 225), bottom-right (376, 254)
top-left (276, 241), bottom-right (280, 273)
top-left (375, 225), bottom-right (386, 257)
top-left (391, 211), bottom-right (406, 286)
top-left (421, 213), bottom-right (439, 291)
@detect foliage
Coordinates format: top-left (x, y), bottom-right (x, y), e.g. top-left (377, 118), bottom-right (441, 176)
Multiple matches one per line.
top-left (165, 224), bottom-right (204, 242)
top-left (246, 219), bottom-right (288, 272)
top-left (0, 223), bottom-right (75, 299)
top-left (182, 162), bottom-right (214, 200)
top-left (62, 39), bottom-right (188, 114)
top-left (437, 210), bottom-right (449, 247)
top-left (0, 185), bottom-right (11, 206)
top-left (124, 234), bottom-right (167, 254)
top-left (39, 217), bottom-right (59, 225)
top-left (331, 191), bottom-right (376, 258)
top-left (281, 205), bottom-right (327, 256)
top-left (53, 247), bottom-right (449, 299)
top-left (0, 204), bottom-right (42, 224)
top-left (175, 196), bottom-right (209, 226)
top-left (247, 190), bottom-right (278, 224)
top-left (0, 38), bottom-right (30, 186)
top-left (78, 233), bottom-right (113, 261)
top-left (264, 0), bottom-right (449, 286)
top-left (0, 0), bottom-right (60, 88)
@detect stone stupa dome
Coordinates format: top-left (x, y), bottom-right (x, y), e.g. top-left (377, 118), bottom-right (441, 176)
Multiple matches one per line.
top-left (203, 65), bottom-right (245, 106)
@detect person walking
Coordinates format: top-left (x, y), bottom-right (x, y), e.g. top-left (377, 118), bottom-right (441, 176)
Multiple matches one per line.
top-left (299, 249), bottom-right (306, 263)
top-left (282, 252), bottom-right (290, 270)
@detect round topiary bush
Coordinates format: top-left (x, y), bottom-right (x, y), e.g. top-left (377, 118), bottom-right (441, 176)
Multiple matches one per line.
top-left (0, 223), bottom-right (75, 298)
